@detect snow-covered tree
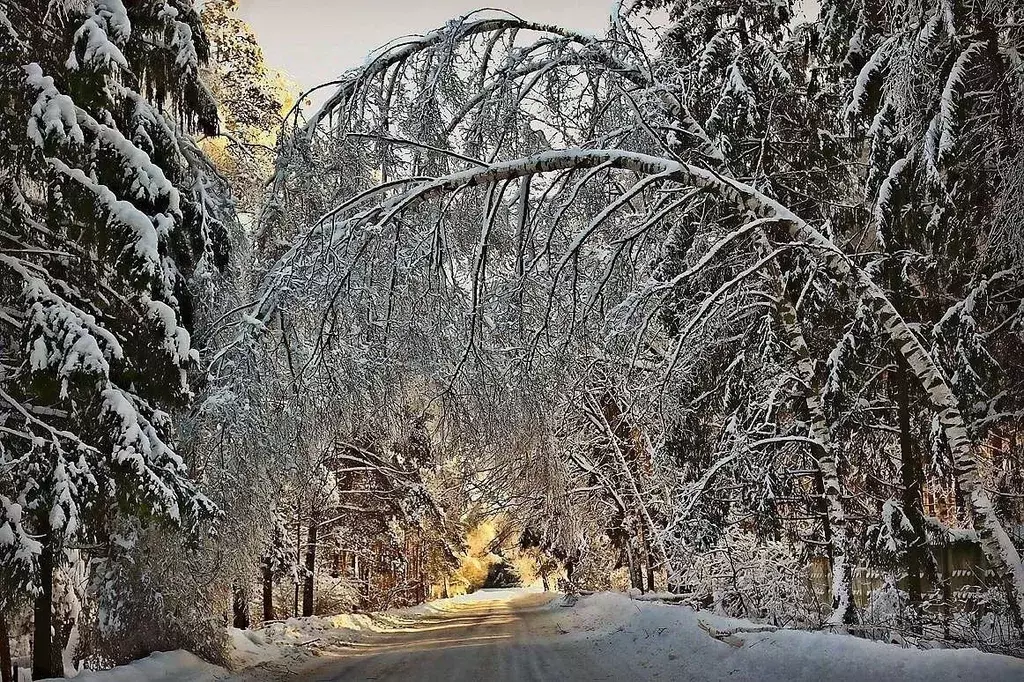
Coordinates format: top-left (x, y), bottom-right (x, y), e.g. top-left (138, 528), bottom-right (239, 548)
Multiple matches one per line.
top-left (0, 1), bottom-right (231, 675)
top-left (829, 0), bottom-right (1024, 628)
top-left (241, 3), bottom-right (1024, 637)
top-left (198, 0), bottom-right (296, 220)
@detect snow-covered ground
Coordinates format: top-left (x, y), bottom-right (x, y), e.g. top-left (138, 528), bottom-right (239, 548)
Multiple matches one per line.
top-left (38, 651), bottom-right (223, 682)
top-left (40, 588), bottom-right (542, 681)
top-left (553, 592), bottom-right (1024, 682)
top-left (43, 587), bottom-right (1024, 681)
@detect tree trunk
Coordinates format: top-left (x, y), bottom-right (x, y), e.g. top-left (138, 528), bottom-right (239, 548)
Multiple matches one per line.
top-left (302, 521), bottom-right (317, 617)
top-left (32, 534), bottom-right (55, 680)
top-left (784, 306), bottom-right (856, 626)
top-left (1, 610), bottom-right (12, 682)
top-left (595, 395), bottom-right (671, 586)
top-left (813, 470), bottom-right (834, 568)
top-left (232, 582), bottom-right (250, 630)
top-left (293, 504), bottom-right (302, 617)
top-left (262, 564), bottom-right (275, 622)
top-left (640, 521), bottom-right (656, 593)
top-left (756, 230), bottom-right (855, 626)
top-left (942, 545), bottom-right (953, 640)
top-left (624, 535), bottom-right (640, 591)
top-left (895, 358), bottom-right (926, 612)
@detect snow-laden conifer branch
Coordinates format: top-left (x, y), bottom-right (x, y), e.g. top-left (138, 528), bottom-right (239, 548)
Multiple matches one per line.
top-left (303, 11), bottom-right (648, 132)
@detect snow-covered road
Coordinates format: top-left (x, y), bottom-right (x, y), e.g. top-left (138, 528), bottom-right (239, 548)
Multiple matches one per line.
top-left (61, 588), bottom-right (1024, 682)
top-left (228, 588), bottom-right (1024, 682)
top-left (239, 590), bottom-right (641, 681)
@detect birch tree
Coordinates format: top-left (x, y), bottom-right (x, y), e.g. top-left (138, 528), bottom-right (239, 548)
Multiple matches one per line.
top-left (237, 3), bottom-right (1024, 634)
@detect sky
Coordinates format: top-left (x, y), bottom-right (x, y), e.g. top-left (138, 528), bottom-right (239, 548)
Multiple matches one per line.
top-left (238, 0), bottom-right (612, 94)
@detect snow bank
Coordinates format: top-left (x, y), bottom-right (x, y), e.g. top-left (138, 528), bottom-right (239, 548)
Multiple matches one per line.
top-left (39, 651), bottom-right (223, 682)
top-left (47, 589), bottom-right (543, 680)
top-left (254, 586), bottom-right (544, 647)
top-left (553, 592), bottom-right (1024, 682)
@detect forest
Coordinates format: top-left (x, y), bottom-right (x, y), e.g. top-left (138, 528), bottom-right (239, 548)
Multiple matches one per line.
top-left (1, 0), bottom-right (1023, 680)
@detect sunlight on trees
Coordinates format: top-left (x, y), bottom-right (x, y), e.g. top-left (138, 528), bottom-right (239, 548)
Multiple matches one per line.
top-left (2, 0), bottom-right (1024, 678)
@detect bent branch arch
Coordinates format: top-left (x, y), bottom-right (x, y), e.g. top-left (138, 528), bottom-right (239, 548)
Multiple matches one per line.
top-left (254, 148), bottom-right (1024, 624)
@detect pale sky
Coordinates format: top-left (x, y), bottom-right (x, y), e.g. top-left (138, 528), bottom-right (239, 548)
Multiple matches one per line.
top-left (238, 0), bottom-right (612, 94)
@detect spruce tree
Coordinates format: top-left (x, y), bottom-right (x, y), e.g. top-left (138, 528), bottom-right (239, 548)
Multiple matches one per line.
top-left (0, 1), bottom-right (230, 676)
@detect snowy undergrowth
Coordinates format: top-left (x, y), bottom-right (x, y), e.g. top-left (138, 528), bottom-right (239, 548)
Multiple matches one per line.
top-left (551, 592), bottom-right (1024, 682)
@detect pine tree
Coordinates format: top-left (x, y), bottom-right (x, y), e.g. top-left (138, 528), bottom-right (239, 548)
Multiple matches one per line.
top-left (0, 1), bottom-right (231, 676)
top-left (832, 0), bottom-right (1024, 628)
top-left (198, 0), bottom-right (296, 219)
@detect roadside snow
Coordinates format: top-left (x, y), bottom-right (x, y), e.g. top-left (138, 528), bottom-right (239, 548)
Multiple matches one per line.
top-left (39, 588), bottom-right (1024, 681)
top-left (45, 651), bottom-right (223, 682)
top-left (227, 586), bottom-right (549, 676)
top-left (552, 592), bottom-right (1024, 682)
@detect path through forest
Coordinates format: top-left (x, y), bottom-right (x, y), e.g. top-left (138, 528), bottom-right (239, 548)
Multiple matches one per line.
top-left (235, 590), bottom-right (648, 681)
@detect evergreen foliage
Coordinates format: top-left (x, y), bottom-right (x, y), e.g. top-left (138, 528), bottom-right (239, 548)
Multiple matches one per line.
top-left (0, 0), bottom-right (231, 673)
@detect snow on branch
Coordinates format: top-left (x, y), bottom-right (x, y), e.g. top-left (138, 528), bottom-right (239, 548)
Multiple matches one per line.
top-left (304, 12), bottom-right (647, 132)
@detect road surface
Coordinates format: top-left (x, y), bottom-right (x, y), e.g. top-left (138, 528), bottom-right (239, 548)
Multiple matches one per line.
top-left (259, 591), bottom-right (647, 681)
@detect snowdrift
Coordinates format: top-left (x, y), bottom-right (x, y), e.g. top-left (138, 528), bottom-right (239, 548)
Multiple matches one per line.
top-left (551, 592), bottom-right (1024, 682)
